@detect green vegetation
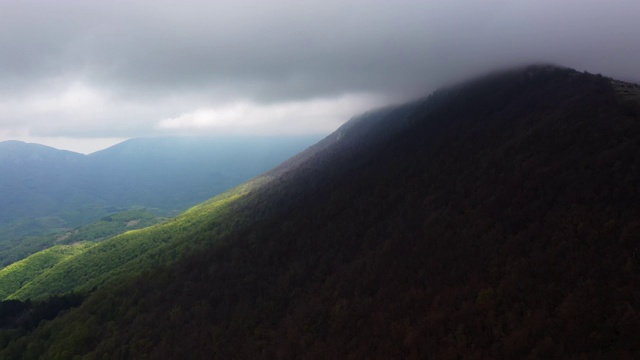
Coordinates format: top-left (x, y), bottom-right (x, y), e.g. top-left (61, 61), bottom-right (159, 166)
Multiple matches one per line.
top-left (1, 66), bottom-right (640, 358)
top-left (0, 243), bottom-right (93, 300)
top-left (7, 178), bottom-right (270, 301)
top-left (0, 294), bottom-right (84, 353)
top-left (54, 208), bottom-right (163, 245)
top-left (0, 209), bottom-right (164, 268)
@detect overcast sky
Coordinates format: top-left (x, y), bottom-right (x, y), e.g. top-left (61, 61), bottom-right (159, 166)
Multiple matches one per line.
top-left (1, 0), bottom-right (638, 153)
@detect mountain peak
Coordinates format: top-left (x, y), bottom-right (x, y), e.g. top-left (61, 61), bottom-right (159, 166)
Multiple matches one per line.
top-left (0, 140), bottom-right (85, 164)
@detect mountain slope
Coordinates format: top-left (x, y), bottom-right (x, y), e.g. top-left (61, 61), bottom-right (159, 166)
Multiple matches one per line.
top-left (85, 135), bottom-right (322, 210)
top-left (0, 141), bottom-right (87, 224)
top-left (0, 209), bottom-right (163, 268)
top-left (7, 179), bottom-right (269, 301)
top-left (2, 65), bottom-right (640, 358)
top-left (0, 243), bottom-right (93, 300)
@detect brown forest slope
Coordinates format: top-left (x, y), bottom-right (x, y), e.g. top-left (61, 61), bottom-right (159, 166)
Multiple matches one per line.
top-left (2, 65), bottom-right (640, 359)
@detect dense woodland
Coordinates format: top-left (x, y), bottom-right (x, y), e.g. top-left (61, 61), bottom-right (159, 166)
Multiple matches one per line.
top-left (1, 65), bottom-right (639, 358)
top-left (0, 209), bottom-right (165, 301)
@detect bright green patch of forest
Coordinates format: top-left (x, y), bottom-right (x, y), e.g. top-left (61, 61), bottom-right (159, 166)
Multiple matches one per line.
top-left (0, 243), bottom-right (94, 300)
top-left (0, 209), bottom-right (164, 268)
top-left (7, 178), bottom-right (270, 301)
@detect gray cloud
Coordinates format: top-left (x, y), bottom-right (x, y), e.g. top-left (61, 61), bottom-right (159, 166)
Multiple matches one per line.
top-left (1, 0), bottom-right (639, 152)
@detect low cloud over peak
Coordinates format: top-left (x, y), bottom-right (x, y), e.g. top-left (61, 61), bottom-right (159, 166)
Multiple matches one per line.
top-left (1, 0), bottom-right (638, 153)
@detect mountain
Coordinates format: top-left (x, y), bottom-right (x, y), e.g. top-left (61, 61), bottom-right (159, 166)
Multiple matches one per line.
top-left (1, 65), bottom-right (640, 358)
top-left (0, 135), bottom-right (321, 237)
top-left (0, 141), bottom-right (88, 224)
top-left (85, 136), bottom-right (321, 211)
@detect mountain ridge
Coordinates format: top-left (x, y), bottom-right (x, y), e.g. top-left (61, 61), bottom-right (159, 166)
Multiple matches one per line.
top-left (0, 140), bottom-right (85, 164)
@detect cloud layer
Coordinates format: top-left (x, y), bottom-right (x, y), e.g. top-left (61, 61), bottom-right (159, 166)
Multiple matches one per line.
top-left (1, 0), bottom-right (639, 152)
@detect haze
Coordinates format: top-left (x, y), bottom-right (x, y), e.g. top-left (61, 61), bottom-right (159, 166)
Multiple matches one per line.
top-left (1, 0), bottom-right (638, 153)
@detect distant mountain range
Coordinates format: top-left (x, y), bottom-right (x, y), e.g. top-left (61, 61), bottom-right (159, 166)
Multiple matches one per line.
top-left (0, 135), bottom-right (322, 227)
top-left (1, 65), bottom-right (640, 358)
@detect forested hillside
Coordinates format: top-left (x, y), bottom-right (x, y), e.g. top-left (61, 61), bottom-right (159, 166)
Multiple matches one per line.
top-left (2, 65), bottom-right (640, 358)
top-left (0, 209), bottom-right (165, 301)
top-left (0, 243), bottom-right (93, 300)
top-left (0, 209), bottom-right (162, 268)
top-left (5, 180), bottom-right (267, 302)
